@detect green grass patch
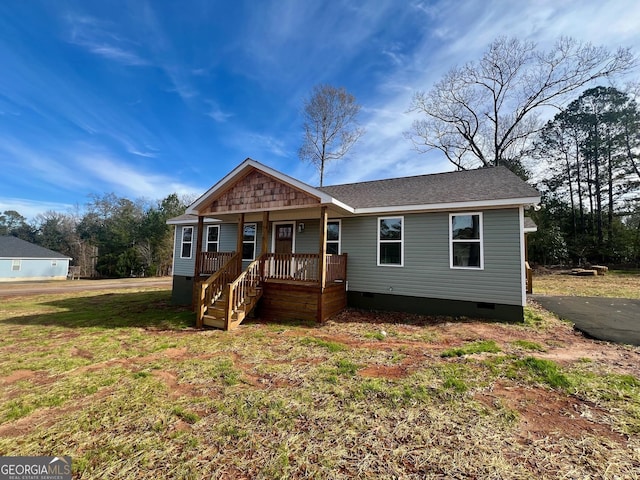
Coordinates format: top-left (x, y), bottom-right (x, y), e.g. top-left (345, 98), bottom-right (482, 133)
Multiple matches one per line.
top-left (441, 340), bottom-right (501, 358)
top-left (300, 336), bottom-right (347, 352)
top-left (2, 286), bottom-right (640, 478)
top-left (512, 357), bottom-right (571, 389)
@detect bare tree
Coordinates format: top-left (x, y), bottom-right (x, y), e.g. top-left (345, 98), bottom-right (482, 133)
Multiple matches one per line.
top-left (299, 84), bottom-right (364, 186)
top-left (407, 37), bottom-right (635, 171)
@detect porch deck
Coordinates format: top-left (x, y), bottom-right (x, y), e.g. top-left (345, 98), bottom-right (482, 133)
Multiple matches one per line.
top-left (194, 252), bottom-right (347, 329)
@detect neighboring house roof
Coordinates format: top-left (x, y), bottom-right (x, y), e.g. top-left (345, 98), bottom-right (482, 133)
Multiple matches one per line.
top-left (318, 166), bottom-right (540, 212)
top-left (0, 236), bottom-right (71, 259)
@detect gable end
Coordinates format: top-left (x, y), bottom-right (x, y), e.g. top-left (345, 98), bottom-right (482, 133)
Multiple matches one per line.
top-left (203, 169), bottom-right (321, 214)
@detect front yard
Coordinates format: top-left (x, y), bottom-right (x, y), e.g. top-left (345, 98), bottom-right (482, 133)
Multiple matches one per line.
top-left (0, 285), bottom-right (639, 478)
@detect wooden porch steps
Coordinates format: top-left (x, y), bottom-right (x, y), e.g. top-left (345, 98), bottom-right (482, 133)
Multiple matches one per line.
top-left (202, 286), bottom-right (263, 330)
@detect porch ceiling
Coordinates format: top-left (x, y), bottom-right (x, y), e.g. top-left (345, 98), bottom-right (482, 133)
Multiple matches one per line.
top-left (199, 205), bottom-right (349, 223)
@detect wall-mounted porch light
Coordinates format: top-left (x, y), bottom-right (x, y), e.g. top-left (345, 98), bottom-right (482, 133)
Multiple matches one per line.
top-left (297, 223), bottom-right (305, 233)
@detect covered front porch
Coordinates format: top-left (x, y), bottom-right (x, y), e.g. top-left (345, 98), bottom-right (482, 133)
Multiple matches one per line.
top-left (187, 159), bottom-right (353, 330)
top-left (194, 249), bottom-right (347, 329)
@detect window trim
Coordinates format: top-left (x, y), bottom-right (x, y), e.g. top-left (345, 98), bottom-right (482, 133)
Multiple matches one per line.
top-left (11, 259), bottom-right (21, 271)
top-left (180, 226), bottom-right (193, 259)
top-left (449, 212), bottom-right (484, 270)
top-left (326, 219), bottom-right (341, 255)
top-left (243, 223), bottom-right (257, 261)
top-left (206, 225), bottom-right (220, 252)
top-left (377, 216), bottom-right (404, 267)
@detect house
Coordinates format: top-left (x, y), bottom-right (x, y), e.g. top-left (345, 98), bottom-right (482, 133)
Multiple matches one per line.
top-left (0, 236), bottom-right (71, 281)
top-left (168, 158), bottom-right (540, 329)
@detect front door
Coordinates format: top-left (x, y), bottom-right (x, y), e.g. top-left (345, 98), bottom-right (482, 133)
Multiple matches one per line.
top-left (274, 223), bottom-right (294, 254)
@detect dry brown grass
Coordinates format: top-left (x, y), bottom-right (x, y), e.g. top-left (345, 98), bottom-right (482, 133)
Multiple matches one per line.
top-left (534, 270), bottom-right (640, 298)
top-left (0, 287), bottom-right (639, 478)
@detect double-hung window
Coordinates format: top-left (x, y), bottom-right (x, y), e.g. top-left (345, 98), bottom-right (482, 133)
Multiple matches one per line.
top-left (450, 213), bottom-right (483, 269)
top-left (242, 223), bottom-right (257, 261)
top-left (181, 226), bottom-right (193, 259)
top-left (206, 225), bottom-right (219, 252)
top-left (11, 259), bottom-right (21, 271)
top-left (378, 216), bottom-right (403, 266)
top-left (326, 220), bottom-right (341, 254)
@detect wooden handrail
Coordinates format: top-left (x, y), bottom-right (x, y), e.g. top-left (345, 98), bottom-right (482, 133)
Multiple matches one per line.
top-left (525, 261), bottom-right (533, 294)
top-left (226, 257), bottom-right (262, 329)
top-left (197, 252), bottom-right (241, 327)
top-left (199, 251), bottom-right (236, 275)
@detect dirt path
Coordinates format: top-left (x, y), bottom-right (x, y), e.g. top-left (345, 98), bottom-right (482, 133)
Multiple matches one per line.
top-left (0, 277), bottom-right (172, 297)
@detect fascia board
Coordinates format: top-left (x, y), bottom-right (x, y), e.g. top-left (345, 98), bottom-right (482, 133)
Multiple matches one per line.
top-left (352, 196), bottom-right (541, 215)
top-left (166, 218), bottom-right (221, 225)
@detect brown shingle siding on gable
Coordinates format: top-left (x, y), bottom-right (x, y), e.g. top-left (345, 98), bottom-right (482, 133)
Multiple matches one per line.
top-left (204, 169), bottom-right (320, 213)
top-left (318, 166), bottom-right (538, 209)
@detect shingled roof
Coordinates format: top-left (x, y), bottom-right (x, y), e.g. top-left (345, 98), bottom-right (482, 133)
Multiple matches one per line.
top-left (318, 166), bottom-right (539, 209)
top-left (0, 236), bottom-right (70, 259)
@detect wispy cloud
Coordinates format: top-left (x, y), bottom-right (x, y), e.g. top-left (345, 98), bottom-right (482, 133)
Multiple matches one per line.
top-left (205, 101), bottom-right (234, 123)
top-left (66, 14), bottom-right (148, 66)
top-left (0, 198), bottom-right (76, 221)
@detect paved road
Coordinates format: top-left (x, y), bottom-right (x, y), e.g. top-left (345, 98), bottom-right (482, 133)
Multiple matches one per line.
top-left (531, 295), bottom-right (640, 346)
top-left (0, 278), bottom-right (172, 297)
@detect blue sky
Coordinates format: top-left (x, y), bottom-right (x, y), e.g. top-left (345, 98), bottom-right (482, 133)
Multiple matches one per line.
top-left (1, 1), bottom-right (639, 219)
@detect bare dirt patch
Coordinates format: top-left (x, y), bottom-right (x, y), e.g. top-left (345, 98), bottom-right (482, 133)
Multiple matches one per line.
top-left (1, 369), bottom-right (36, 385)
top-left (476, 383), bottom-right (627, 444)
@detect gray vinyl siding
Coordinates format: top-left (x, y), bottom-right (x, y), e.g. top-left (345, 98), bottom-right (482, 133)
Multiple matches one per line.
top-left (341, 209), bottom-right (523, 306)
top-left (294, 219), bottom-right (320, 253)
top-left (173, 225), bottom-right (197, 276)
top-left (172, 222), bottom-right (263, 276)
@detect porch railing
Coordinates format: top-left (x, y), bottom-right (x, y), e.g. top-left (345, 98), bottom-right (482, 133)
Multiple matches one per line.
top-left (199, 251), bottom-right (236, 275)
top-left (261, 253), bottom-right (347, 284)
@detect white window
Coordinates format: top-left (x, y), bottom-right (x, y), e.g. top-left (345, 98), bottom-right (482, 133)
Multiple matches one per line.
top-left (326, 220), bottom-right (341, 254)
top-left (206, 225), bottom-right (219, 252)
top-left (242, 223), bottom-right (257, 261)
top-left (377, 216), bottom-right (403, 266)
top-left (181, 226), bottom-right (193, 259)
top-left (51, 260), bottom-right (57, 267)
top-left (11, 259), bottom-right (21, 271)
top-left (450, 213), bottom-right (483, 269)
